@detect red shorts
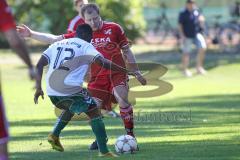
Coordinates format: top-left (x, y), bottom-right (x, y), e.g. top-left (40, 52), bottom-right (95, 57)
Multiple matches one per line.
top-left (0, 96), bottom-right (9, 144)
top-left (88, 73), bottom-right (128, 111)
top-left (0, 0), bottom-right (16, 32)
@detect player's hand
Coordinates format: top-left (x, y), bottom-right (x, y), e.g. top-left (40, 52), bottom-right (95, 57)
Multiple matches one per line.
top-left (16, 24), bottom-right (32, 38)
top-left (135, 72), bottom-right (147, 85)
top-left (129, 71), bottom-right (147, 86)
top-left (34, 88), bottom-right (44, 104)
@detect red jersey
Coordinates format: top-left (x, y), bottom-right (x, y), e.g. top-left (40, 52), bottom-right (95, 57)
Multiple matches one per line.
top-left (67, 15), bottom-right (85, 33)
top-left (0, 0), bottom-right (16, 32)
top-left (0, 95), bottom-right (8, 144)
top-left (0, 0), bottom-right (13, 143)
top-left (63, 21), bottom-right (129, 78)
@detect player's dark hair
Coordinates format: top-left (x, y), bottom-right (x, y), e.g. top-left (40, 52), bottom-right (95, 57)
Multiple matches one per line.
top-left (186, 0), bottom-right (195, 3)
top-left (76, 24), bottom-right (93, 42)
top-left (81, 3), bottom-right (100, 18)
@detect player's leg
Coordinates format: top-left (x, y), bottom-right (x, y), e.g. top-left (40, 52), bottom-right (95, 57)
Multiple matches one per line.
top-left (82, 89), bottom-right (117, 157)
top-left (48, 97), bottom-right (74, 152)
top-left (0, 96), bottom-right (9, 160)
top-left (85, 105), bottom-right (117, 157)
top-left (86, 106), bottom-right (108, 153)
top-left (113, 84), bottom-right (135, 137)
top-left (87, 87), bottom-right (106, 150)
top-left (195, 33), bottom-right (207, 74)
top-left (52, 110), bottom-right (74, 137)
top-left (88, 79), bottom-right (113, 112)
top-left (88, 81), bottom-right (118, 151)
top-left (48, 109), bottom-right (74, 152)
top-left (181, 38), bottom-right (193, 77)
top-left (87, 91), bottom-right (102, 150)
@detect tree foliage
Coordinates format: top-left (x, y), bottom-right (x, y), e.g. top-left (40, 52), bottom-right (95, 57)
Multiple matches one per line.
top-left (94, 0), bottom-right (146, 40)
top-left (2, 0), bottom-right (145, 44)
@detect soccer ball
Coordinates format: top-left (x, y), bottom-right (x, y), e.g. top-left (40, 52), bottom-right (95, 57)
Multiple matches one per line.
top-left (114, 135), bottom-right (138, 154)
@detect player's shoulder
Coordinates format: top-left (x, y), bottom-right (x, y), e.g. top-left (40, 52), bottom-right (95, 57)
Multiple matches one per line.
top-left (69, 15), bottom-right (83, 25)
top-left (70, 15), bottom-right (81, 21)
top-left (66, 38), bottom-right (90, 46)
top-left (179, 8), bottom-right (187, 14)
top-left (104, 21), bottom-right (123, 29)
top-left (49, 38), bottom-right (72, 48)
top-left (103, 21), bottom-right (124, 33)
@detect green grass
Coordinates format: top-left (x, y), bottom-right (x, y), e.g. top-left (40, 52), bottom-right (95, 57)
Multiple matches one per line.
top-left (1, 49), bottom-right (240, 160)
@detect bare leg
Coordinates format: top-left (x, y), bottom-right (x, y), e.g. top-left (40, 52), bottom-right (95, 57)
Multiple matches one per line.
top-left (113, 85), bottom-right (135, 137)
top-left (196, 48), bottom-right (207, 74)
top-left (182, 53), bottom-right (192, 77)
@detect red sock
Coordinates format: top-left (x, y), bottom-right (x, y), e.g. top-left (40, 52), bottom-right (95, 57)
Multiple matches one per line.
top-left (120, 105), bottom-right (135, 137)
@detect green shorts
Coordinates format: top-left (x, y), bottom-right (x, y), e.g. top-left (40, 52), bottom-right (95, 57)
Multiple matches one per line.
top-left (49, 89), bottom-right (96, 115)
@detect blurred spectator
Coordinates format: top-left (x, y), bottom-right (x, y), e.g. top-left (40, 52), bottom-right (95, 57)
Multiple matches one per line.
top-left (178, 0), bottom-right (207, 77)
top-left (230, 1), bottom-right (240, 18)
top-left (0, 0), bottom-right (35, 159)
top-left (67, 0), bottom-right (88, 33)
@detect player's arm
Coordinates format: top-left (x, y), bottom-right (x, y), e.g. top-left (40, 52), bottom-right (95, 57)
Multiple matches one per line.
top-left (3, 28), bottom-right (35, 80)
top-left (94, 56), bottom-right (128, 73)
top-left (17, 24), bottom-right (63, 44)
top-left (95, 55), bottom-right (145, 84)
top-left (198, 14), bottom-right (206, 33)
top-left (178, 13), bottom-right (185, 40)
top-left (178, 24), bottom-right (185, 38)
top-left (116, 23), bottom-right (147, 85)
top-left (121, 46), bottom-right (147, 85)
top-left (34, 56), bottom-right (48, 104)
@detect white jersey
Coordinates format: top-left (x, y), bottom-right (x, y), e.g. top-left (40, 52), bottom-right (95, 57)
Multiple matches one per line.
top-left (43, 38), bottom-right (101, 96)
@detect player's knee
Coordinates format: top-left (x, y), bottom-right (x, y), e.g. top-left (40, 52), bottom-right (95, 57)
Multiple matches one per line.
top-left (114, 94), bottom-right (129, 106)
top-left (92, 97), bottom-right (103, 108)
top-left (116, 97), bottom-right (130, 107)
top-left (86, 106), bottom-right (102, 119)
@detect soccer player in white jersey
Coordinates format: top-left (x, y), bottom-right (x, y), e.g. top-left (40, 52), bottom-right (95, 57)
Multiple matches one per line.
top-left (33, 24), bottom-right (129, 157)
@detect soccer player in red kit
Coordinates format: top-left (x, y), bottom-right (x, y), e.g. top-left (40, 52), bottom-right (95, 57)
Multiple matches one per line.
top-left (17, 3), bottom-right (146, 151)
top-left (0, 0), bottom-right (36, 159)
top-left (67, 0), bottom-right (88, 33)
top-left (67, 0), bottom-right (120, 118)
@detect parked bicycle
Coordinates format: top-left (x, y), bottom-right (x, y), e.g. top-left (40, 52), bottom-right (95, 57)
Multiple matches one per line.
top-left (206, 14), bottom-right (240, 53)
top-left (144, 3), bottom-right (180, 47)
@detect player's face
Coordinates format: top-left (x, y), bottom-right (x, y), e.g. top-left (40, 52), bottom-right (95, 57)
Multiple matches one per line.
top-left (83, 10), bottom-right (102, 31)
top-left (186, 2), bottom-right (196, 11)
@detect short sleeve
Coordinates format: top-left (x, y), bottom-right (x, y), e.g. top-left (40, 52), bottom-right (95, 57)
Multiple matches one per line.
top-left (115, 24), bottom-right (129, 48)
top-left (84, 44), bottom-right (102, 63)
top-left (178, 13), bottom-right (183, 24)
top-left (42, 45), bottom-right (54, 64)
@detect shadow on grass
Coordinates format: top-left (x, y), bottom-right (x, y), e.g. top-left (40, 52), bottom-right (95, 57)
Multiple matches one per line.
top-left (136, 140), bottom-right (240, 160)
top-left (9, 94), bottom-right (240, 159)
top-left (10, 139), bottom-right (240, 160)
top-left (135, 50), bottom-right (240, 71)
top-left (137, 94), bottom-right (240, 126)
top-left (139, 94), bottom-right (240, 110)
top-left (10, 145), bottom-right (93, 160)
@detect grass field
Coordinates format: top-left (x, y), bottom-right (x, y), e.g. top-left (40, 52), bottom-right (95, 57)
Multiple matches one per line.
top-left (1, 46), bottom-right (240, 160)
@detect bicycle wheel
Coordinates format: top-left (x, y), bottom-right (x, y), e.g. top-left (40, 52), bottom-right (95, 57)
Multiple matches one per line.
top-left (219, 23), bottom-right (240, 53)
top-left (144, 18), bottom-right (172, 44)
top-left (152, 16), bottom-right (175, 44)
